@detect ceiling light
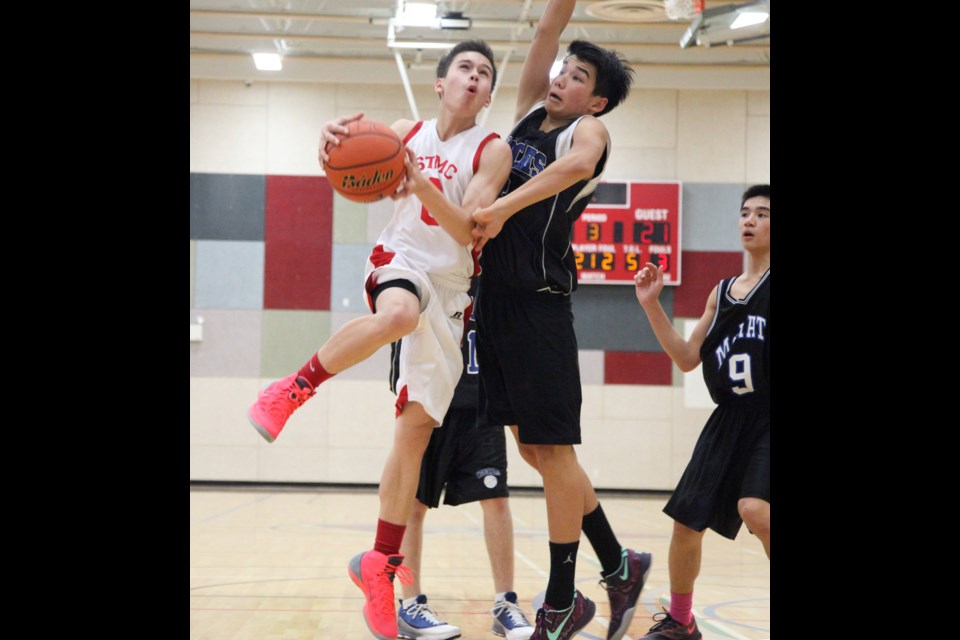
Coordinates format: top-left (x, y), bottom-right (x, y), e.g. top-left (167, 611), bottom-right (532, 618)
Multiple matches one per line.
top-left (389, 40), bottom-right (456, 50)
top-left (397, 2), bottom-right (437, 28)
top-left (252, 52), bottom-right (282, 71)
top-left (730, 11), bottom-right (769, 29)
top-left (438, 12), bottom-right (471, 30)
top-left (679, 0), bottom-right (769, 48)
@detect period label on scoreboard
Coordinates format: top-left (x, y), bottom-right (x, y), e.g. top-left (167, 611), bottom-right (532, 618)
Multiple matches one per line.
top-left (573, 180), bottom-right (682, 286)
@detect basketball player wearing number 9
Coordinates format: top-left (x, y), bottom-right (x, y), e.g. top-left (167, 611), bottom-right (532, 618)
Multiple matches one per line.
top-left (631, 185), bottom-right (770, 640)
top-left (711, 312), bottom-right (766, 396)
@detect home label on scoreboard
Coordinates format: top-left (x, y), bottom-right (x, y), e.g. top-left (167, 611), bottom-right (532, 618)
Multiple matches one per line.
top-left (573, 180), bottom-right (682, 286)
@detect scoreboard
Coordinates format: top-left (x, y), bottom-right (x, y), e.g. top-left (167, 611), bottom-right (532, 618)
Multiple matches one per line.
top-left (572, 180), bottom-right (682, 286)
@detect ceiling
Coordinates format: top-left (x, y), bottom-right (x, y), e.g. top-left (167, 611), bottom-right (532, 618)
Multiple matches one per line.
top-left (189, 1), bottom-right (770, 90)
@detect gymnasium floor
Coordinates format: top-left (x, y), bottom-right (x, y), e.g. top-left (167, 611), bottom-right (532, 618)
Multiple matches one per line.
top-left (190, 486), bottom-right (770, 639)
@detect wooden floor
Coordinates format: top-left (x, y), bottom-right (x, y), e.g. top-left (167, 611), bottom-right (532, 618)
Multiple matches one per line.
top-left (190, 486), bottom-right (769, 639)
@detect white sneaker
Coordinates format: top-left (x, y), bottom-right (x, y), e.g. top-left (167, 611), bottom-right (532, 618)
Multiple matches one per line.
top-left (397, 594), bottom-right (461, 640)
top-left (491, 592), bottom-right (534, 640)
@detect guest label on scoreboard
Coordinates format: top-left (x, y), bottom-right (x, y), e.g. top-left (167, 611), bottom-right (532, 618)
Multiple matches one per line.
top-left (572, 181), bottom-right (682, 285)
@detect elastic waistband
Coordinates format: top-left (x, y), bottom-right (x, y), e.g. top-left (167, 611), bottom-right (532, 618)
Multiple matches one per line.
top-left (429, 272), bottom-right (471, 293)
top-left (479, 279), bottom-right (572, 299)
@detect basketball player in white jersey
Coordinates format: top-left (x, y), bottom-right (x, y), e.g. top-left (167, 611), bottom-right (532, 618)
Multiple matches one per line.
top-left (246, 40), bottom-right (512, 640)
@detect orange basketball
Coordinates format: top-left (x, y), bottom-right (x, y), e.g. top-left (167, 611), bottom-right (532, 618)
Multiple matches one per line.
top-left (323, 119), bottom-right (405, 203)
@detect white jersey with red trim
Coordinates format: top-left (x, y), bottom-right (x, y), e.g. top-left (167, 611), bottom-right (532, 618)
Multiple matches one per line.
top-left (376, 119), bottom-right (499, 286)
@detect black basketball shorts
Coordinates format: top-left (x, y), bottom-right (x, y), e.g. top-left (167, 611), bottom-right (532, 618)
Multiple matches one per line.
top-left (416, 407), bottom-right (509, 508)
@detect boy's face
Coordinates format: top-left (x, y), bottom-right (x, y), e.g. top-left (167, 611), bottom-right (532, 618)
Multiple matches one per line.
top-left (739, 196), bottom-right (770, 251)
top-left (435, 51), bottom-right (495, 112)
top-left (545, 54), bottom-right (607, 119)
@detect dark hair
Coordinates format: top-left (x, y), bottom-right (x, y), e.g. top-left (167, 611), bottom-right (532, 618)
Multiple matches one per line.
top-left (741, 184), bottom-right (770, 207)
top-left (566, 40), bottom-right (634, 117)
top-left (437, 40), bottom-right (498, 90)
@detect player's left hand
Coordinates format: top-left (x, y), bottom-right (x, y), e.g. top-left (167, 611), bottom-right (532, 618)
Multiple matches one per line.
top-left (471, 226), bottom-right (490, 252)
top-left (472, 206), bottom-right (505, 240)
top-left (318, 112), bottom-right (364, 166)
top-left (392, 147), bottom-right (429, 200)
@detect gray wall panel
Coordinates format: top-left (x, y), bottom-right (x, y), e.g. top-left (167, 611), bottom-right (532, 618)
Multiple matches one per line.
top-left (573, 282), bottom-right (674, 352)
top-left (681, 183), bottom-right (747, 251)
top-left (190, 240), bottom-right (196, 308)
top-left (189, 309), bottom-right (262, 377)
top-left (330, 244), bottom-right (375, 312)
top-left (190, 173), bottom-right (266, 241)
top-left (194, 240), bottom-right (264, 309)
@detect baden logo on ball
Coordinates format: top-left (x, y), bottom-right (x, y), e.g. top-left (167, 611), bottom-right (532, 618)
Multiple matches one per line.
top-left (323, 119), bottom-right (406, 203)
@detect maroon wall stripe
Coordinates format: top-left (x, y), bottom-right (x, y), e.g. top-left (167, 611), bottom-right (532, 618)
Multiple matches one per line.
top-left (604, 351), bottom-right (673, 385)
top-left (672, 250), bottom-right (744, 318)
top-left (263, 175), bottom-right (333, 310)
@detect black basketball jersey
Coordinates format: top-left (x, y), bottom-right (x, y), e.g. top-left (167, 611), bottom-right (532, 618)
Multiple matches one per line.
top-left (390, 280), bottom-right (479, 410)
top-left (478, 102), bottom-right (609, 294)
top-left (699, 270), bottom-right (770, 406)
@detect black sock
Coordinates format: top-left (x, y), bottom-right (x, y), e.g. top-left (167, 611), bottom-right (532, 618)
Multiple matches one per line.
top-left (545, 540), bottom-right (579, 610)
top-left (582, 503), bottom-right (623, 576)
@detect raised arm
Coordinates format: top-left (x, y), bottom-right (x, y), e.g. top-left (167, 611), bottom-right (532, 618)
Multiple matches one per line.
top-left (515, 0), bottom-right (576, 122)
top-left (634, 263), bottom-right (716, 372)
top-left (473, 116), bottom-right (607, 241)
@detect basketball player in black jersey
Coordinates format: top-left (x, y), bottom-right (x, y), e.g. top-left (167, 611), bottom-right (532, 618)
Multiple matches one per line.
top-left (632, 184), bottom-right (770, 640)
top-left (470, 2), bottom-right (650, 639)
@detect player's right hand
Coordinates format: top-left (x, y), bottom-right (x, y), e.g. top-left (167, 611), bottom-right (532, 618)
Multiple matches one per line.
top-left (318, 112), bottom-right (365, 166)
top-left (634, 262), bottom-right (665, 306)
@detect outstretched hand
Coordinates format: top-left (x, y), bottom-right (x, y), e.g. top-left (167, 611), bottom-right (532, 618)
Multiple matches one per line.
top-left (634, 262), bottom-right (666, 307)
top-left (318, 112), bottom-right (365, 166)
top-left (472, 205), bottom-right (506, 242)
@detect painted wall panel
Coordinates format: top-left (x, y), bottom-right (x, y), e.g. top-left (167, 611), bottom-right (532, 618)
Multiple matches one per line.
top-left (680, 183), bottom-right (746, 251)
top-left (578, 350), bottom-right (605, 386)
top-left (604, 351), bottom-right (672, 385)
top-left (672, 250), bottom-right (745, 318)
top-left (189, 309), bottom-right (262, 378)
top-left (263, 175), bottom-right (333, 310)
top-left (330, 243), bottom-right (376, 313)
top-left (194, 240), bottom-right (264, 309)
top-left (746, 114), bottom-right (771, 185)
top-left (332, 194), bottom-right (371, 243)
top-left (265, 83), bottom-right (337, 176)
top-left (677, 90), bottom-right (748, 183)
top-left (573, 284), bottom-right (670, 351)
top-left (605, 89), bottom-right (678, 149)
top-left (190, 95), bottom-right (268, 174)
top-left (259, 309), bottom-right (331, 378)
top-left (190, 240), bottom-right (196, 307)
top-left (190, 173), bottom-right (266, 241)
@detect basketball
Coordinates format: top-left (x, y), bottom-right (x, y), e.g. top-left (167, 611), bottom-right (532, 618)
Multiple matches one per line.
top-left (323, 119), bottom-right (405, 203)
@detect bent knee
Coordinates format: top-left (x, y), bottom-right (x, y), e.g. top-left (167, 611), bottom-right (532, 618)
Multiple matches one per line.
top-left (671, 521), bottom-right (703, 543)
top-left (738, 497), bottom-right (770, 535)
top-left (379, 306), bottom-right (419, 338)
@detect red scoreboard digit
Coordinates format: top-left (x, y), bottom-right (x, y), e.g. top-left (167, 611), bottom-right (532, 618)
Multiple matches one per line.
top-left (573, 180), bottom-right (682, 285)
